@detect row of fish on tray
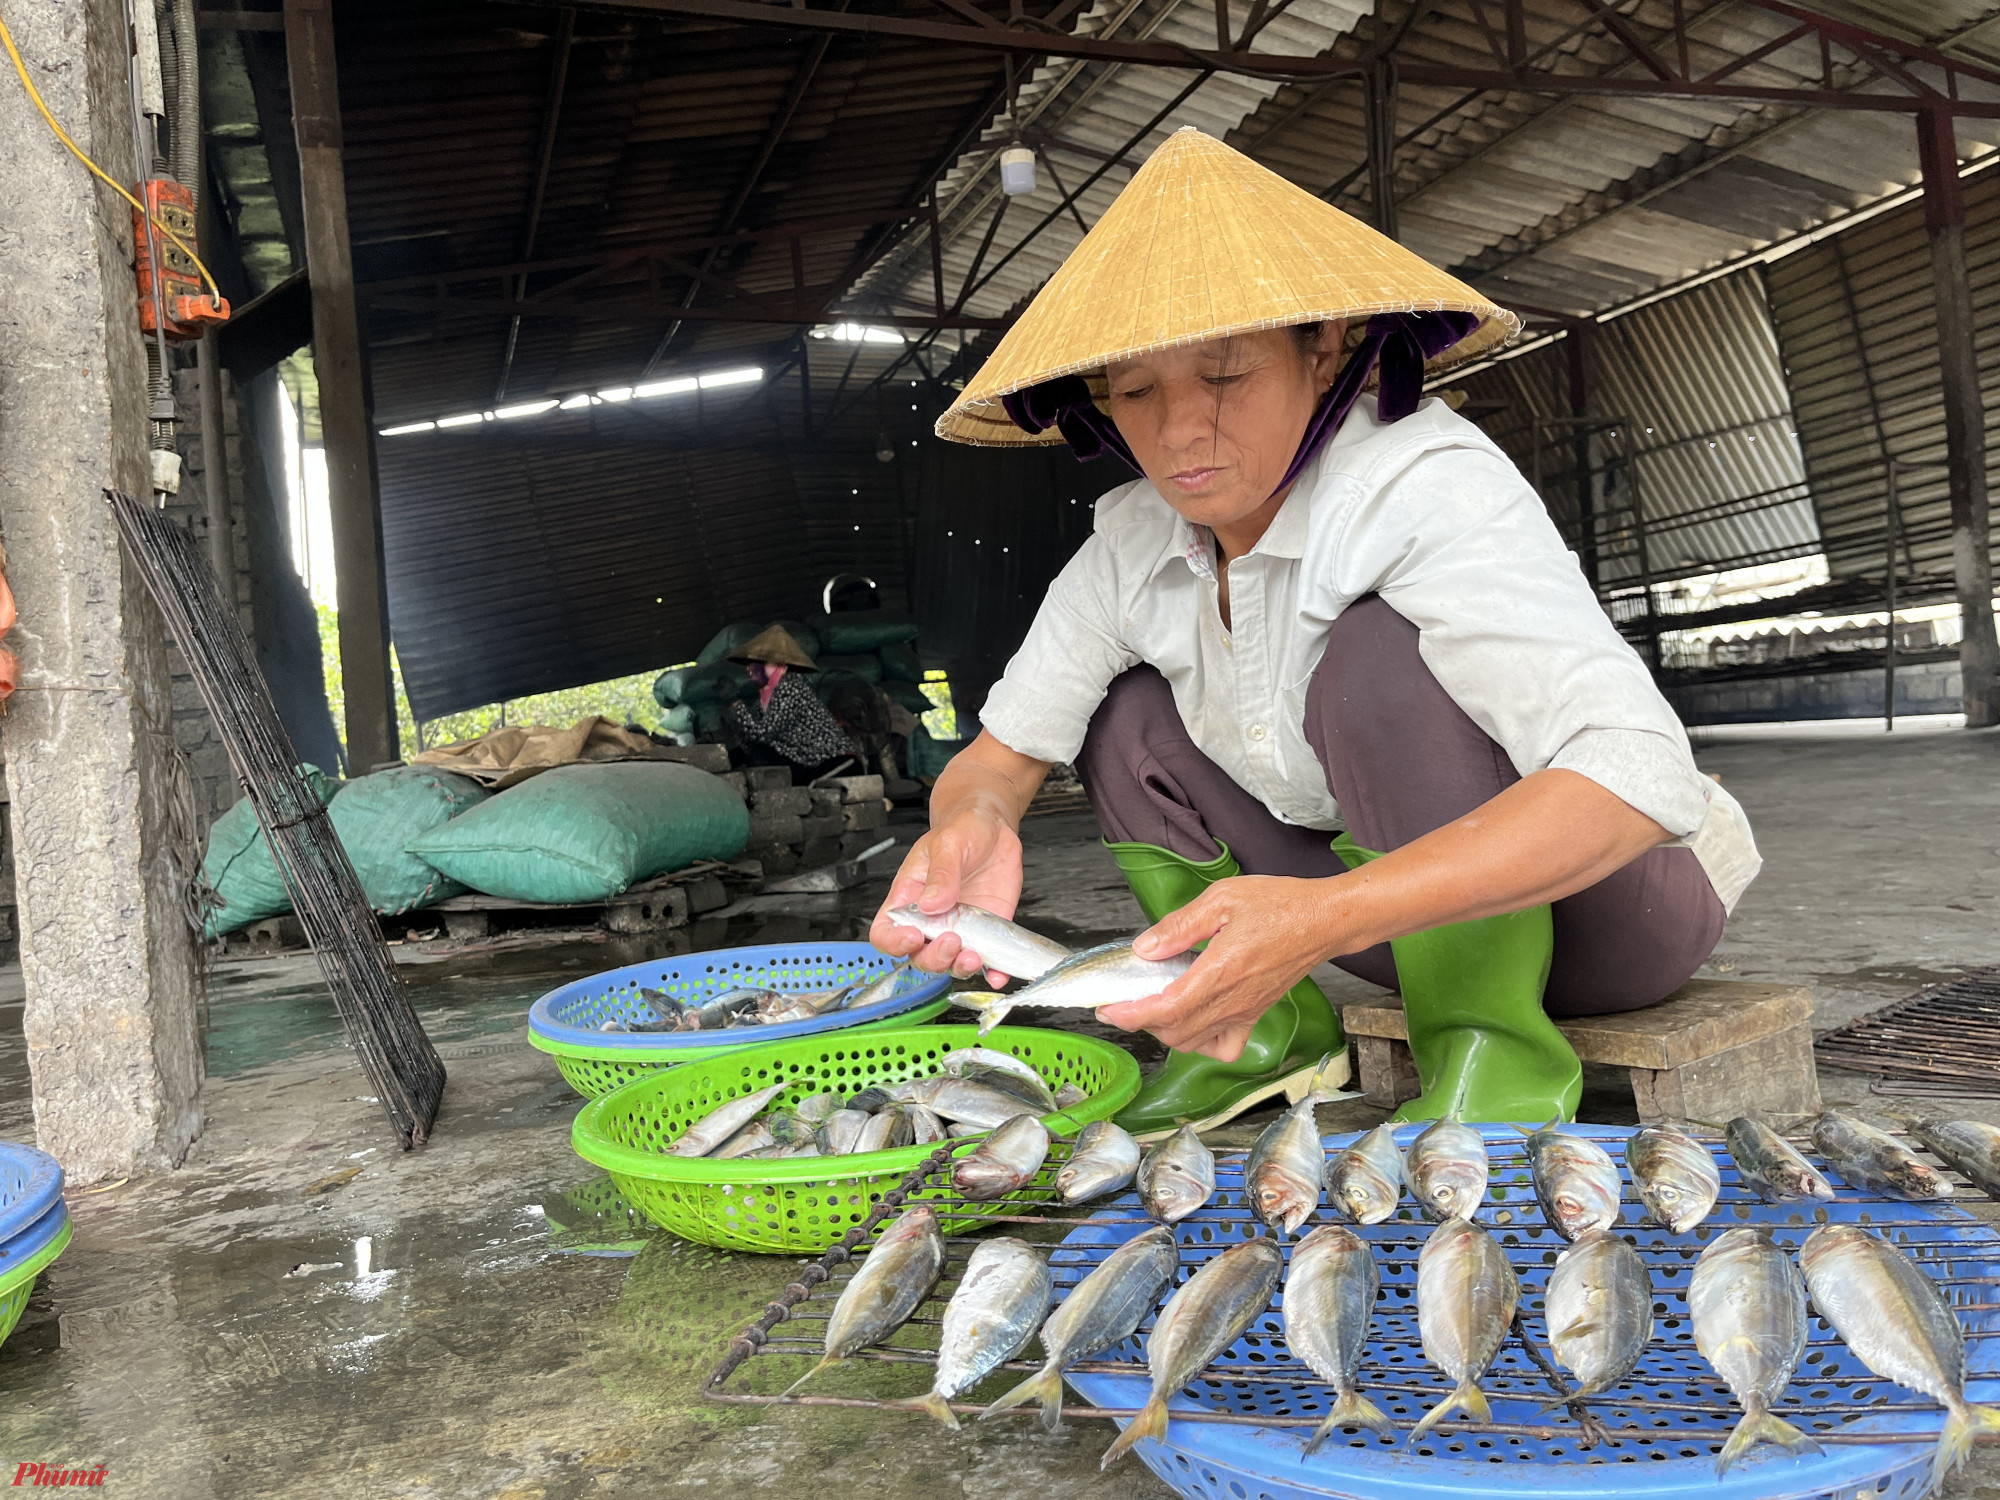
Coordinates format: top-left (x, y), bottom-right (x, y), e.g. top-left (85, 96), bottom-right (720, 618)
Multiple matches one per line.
top-left (597, 966), bottom-right (909, 1034)
top-left (783, 1107), bottom-right (2000, 1481)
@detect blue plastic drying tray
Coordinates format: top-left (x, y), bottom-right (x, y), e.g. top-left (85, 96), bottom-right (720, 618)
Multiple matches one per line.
top-left (529, 941), bottom-right (953, 1051)
top-left (1061, 1123), bottom-right (2000, 1500)
top-left (0, 1142), bottom-right (63, 1250)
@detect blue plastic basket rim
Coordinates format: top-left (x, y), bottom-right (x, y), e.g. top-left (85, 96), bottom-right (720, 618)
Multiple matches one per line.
top-left (1060, 1122), bottom-right (1993, 1500)
top-left (0, 1197), bottom-right (67, 1282)
top-left (527, 941), bottom-right (953, 1051)
top-left (0, 1142), bottom-right (64, 1248)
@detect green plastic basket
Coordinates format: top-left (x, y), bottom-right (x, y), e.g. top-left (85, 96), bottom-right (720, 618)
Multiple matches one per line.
top-left (570, 1024), bottom-right (1142, 1254)
top-left (0, 1217), bottom-right (70, 1350)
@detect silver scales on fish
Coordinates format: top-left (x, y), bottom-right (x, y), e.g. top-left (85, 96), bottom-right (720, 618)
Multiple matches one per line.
top-left (599, 965), bottom-right (908, 1034)
top-left (714, 1109), bottom-right (2000, 1489)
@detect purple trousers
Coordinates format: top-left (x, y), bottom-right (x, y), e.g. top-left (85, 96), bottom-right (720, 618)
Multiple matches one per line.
top-left (1073, 597), bottom-right (1724, 1017)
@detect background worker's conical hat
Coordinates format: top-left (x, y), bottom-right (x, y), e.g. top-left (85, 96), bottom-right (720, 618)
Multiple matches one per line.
top-left (728, 624), bottom-right (817, 670)
top-left (937, 128), bottom-right (1519, 447)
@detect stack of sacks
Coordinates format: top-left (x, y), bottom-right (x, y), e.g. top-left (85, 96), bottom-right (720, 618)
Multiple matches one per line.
top-left (802, 609), bottom-right (932, 717)
top-left (717, 766), bottom-right (890, 880)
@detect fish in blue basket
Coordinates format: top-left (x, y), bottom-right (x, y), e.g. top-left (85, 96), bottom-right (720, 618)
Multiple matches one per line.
top-left (883, 902), bottom-right (1074, 981)
top-left (834, 964), bottom-right (907, 1012)
top-left (954, 943), bottom-right (1195, 1036)
top-left (1404, 1115), bottom-right (1488, 1222)
top-left (1545, 1228), bottom-right (1653, 1402)
top-left (953, 1114), bottom-right (1051, 1200)
top-left (1626, 1123), bottom-right (1720, 1233)
top-left (669, 1083), bottom-right (790, 1157)
top-left (1811, 1112), bottom-right (1954, 1201)
top-left (1725, 1117), bottom-right (1834, 1204)
top-left (1099, 1237), bottom-right (1285, 1469)
top-left (983, 1223), bottom-right (1180, 1431)
top-left (1056, 1121), bottom-right (1142, 1206)
top-left (1410, 1217), bottom-right (1518, 1442)
top-left (1137, 1125), bottom-right (1215, 1225)
top-left (785, 1204), bottom-right (945, 1397)
top-left (1286, 1225), bottom-right (1395, 1452)
top-left (1690, 1226), bottom-right (1820, 1474)
top-left (1909, 1118), bottom-right (2000, 1198)
top-left (1801, 1222), bottom-right (2000, 1487)
top-left (1325, 1123), bottom-right (1404, 1225)
top-left (895, 1238), bottom-right (1052, 1428)
top-left (1519, 1122), bottom-right (1622, 1240)
top-left (1246, 1054), bottom-right (1350, 1237)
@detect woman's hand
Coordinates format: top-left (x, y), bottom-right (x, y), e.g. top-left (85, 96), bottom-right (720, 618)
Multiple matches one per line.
top-left (870, 809), bottom-right (1026, 982)
top-left (1098, 875), bottom-right (1345, 1060)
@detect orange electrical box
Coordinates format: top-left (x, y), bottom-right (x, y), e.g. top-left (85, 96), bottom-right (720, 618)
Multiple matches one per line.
top-left (133, 178), bottom-right (229, 339)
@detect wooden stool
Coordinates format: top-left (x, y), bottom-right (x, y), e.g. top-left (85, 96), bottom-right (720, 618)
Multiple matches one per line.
top-left (1341, 979), bottom-right (1819, 1125)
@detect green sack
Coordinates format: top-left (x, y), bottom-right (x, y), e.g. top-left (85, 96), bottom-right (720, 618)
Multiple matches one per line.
top-left (882, 678), bottom-right (933, 715)
top-left (327, 766), bottom-right (489, 915)
top-left (406, 761), bottom-right (750, 904)
top-left (877, 641), bottom-right (924, 683)
top-left (817, 652), bottom-right (883, 683)
top-left (657, 703), bottom-right (696, 736)
top-left (200, 765), bottom-right (337, 939)
top-left (809, 609), bottom-right (920, 653)
top-left (654, 659), bottom-right (753, 708)
top-left (693, 701), bottom-right (731, 737)
top-left (808, 668), bottom-right (875, 706)
top-left (905, 727), bottom-right (966, 783)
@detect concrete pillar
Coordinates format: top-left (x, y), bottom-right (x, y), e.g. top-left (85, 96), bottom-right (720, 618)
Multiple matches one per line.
top-left (1916, 106), bottom-right (2000, 728)
top-left (0, 0), bottom-right (206, 1176)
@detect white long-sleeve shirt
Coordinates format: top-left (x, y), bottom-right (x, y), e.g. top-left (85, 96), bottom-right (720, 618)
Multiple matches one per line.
top-left (980, 394), bottom-right (1762, 912)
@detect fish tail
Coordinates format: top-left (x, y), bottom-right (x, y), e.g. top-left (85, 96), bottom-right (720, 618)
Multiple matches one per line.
top-left (1934, 1398), bottom-right (2000, 1486)
top-left (1295, 1052), bottom-right (1356, 1106)
top-left (781, 1356), bottom-right (837, 1399)
top-left (889, 1389), bottom-right (961, 1429)
top-left (1714, 1400), bottom-right (1821, 1476)
top-left (980, 1363), bottom-right (1064, 1432)
top-left (1303, 1388), bottom-right (1397, 1455)
top-left (1100, 1394), bottom-right (1170, 1470)
top-left (1409, 1379), bottom-right (1488, 1443)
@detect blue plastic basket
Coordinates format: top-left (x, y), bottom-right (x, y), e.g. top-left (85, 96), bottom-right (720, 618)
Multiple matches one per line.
top-left (0, 1142), bottom-right (63, 1250)
top-left (1059, 1123), bottom-right (1998, 1500)
top-left (529, 942), bottom-right (954, 1097)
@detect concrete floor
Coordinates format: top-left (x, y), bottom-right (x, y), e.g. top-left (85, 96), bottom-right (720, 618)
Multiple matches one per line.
top-left (0, 727), bottom-right (1996, 1497)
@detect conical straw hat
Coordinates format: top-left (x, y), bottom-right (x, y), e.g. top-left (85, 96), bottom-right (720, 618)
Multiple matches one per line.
top-left (937, 128), bottom-right (1519, 447)
top-left (728, 624), bottom-right (817, 670)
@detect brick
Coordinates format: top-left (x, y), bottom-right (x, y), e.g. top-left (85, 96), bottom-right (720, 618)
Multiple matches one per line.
top-left (752, 786), bottom-right (812, 817)
top-left (684, 875), bottom-right (728, 914)
top-left (745, 766), bottom-right (792, 792)
top-left (808, 787), bottom-right (845, 817)
top-left (747, 811), bottom-right (804, 846)
top-left (758, 845), bottom-right (801, 878)
top-left (841, 801), bottom-right (887, 832)
top-left (718, 771), bottom-right (749, 800)
top-left (800, 812), bottom-right (843, 840)
top-left (829, 774), bottom-right (884, 804)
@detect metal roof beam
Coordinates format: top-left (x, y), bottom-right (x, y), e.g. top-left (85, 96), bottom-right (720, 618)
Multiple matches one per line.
top-left (368, 290), bottom-right (1006, 330)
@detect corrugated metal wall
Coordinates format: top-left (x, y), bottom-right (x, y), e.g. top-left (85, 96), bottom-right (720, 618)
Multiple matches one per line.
top-left (1456, 272), bottom-right (1819, 590)
top-left (1765, 168), bottom-right (2000, 586)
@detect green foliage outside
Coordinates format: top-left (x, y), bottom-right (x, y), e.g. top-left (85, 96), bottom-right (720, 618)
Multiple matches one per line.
top-left (919, 670), bottom-right (959, 742)
top-left (316, 605), bottom-right (666, 763)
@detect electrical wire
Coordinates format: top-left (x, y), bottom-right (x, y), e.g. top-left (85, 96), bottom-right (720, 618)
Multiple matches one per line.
top-left (0, 4), bottom-right (222, 306)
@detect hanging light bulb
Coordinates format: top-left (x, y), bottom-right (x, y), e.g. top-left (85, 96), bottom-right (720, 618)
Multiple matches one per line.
top-left (875, 431), bottom-right (896, 463)
top-left (1000, 145), bottom-right (1037, 197)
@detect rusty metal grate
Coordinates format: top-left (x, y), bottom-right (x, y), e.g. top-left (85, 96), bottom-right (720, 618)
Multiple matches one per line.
top-left (1815, 965), bottom-right (2000, 1090)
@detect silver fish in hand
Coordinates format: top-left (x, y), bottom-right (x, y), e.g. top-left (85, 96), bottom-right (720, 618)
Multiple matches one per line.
top-left (1410, 1217), bottom-right (1518, 1441)
top-left (1802, 1222), bottom-right (2000, 1487)
top-left (1138, 1125), bottom-right (1216, 1225)
top-left (1100, 1237), bottom-right (1284, 1469)
top-left (952, 1113), bottom-right (1051, 1200)
top-left (669, 1082), bottom-right (789, 1157)
top-left (1626, 1123), bottom-right (1720, 1233)
top-left (882, 903), bottom-right (1072, 980)
top-left (896, 1238), bottom-right (1051, 1428)
top-left (1811, 1112), bottom-right (1953, 1200)
top-left (1286, 1225), bottom-right (1394, 1452)
top-left (983, 1224), bottom-right (1179, 1431)
top-left (1057, 1120), bottom-right (1142, 1206)
top-left (1545, 1228), bottom-right (1653, 1401)
top-left (1725, 1117), bottom-right (1834, 1204)
top-left (959, 941), bottom-right (1195, 1035)
top-left (1690, 1226), bottom-right (1819, 1474)
top-left (785, 1203), bottom-right (945, 1396)
top-left (1405, 1115), bottom-right (1488, 1222)
top-left (1521, 1123), bottom-right (1622, 1240)
top-left (1325, 1123), bottom-right (1404, 1225)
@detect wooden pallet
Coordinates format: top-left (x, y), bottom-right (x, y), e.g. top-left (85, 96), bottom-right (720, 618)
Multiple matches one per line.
top-left (420, 860), bottom-right (744, 940)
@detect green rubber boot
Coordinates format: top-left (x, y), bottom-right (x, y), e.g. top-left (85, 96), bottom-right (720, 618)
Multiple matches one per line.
top-left (1106, 839), bottom-right (1348, 1142)
top-left (1331, 834), bottom-right (1581, 1124)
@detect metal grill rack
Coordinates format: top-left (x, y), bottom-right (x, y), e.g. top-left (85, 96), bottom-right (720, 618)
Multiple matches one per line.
top-left (710, 1124), bottom-right (2000, 1500)
top-left (1817, 964), bottom-right (2000, 1093)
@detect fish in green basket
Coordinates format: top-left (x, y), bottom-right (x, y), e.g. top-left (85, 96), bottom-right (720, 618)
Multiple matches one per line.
top-left (816, 1109), bottom-right (871, 1155)
top-left (794, 1092), bottom-right (845, 1125)
top-left (952, 1114), bottom-right (1050, 1200)
top-left (1099, 1237), bottom-right (1283, 1469)
top-left (983, 1224), bottom-right (1179, 1431)
top-left (1725, 1117), bottom-right (1834, 1204)
top-left (1909, 1118), bottom-right (2000, 1198)
top-left (1545, 1228), bottom-right (1653, 1402)
top-left (1811, 1112), bottom-right (1953, 1201)
top-left (854, 1106), bottom-right (915, 1154)
top-left (1520, 1122), bottom-right (1622, 1240)
top-left (951, 1062), bottom-right (1057, 1113)
top-left (1404, 1115), bottom-right (1488, 1222)
top-left (1690, 1226), bottom-right (1819, 1474)
top-left (942, 1047), bottom-right (1050, 1092)
top-left (1325, 1123), bottom-right (1404, 1225)
top-left (711, 1120), bottom-right (775, 1160)
top-left (1410, 1217), bottom-right (1517, 1442)
top-left (1286, 1225), bottom-right (1395, 1452)
top-left (1057, 1121), bottom-right (1142, 1206)
top-left (890, 1075), bottom-right (1043, 1130)
top-left (907, 1104), bottom-right (949, 1145)
top-left (784, 1204), bottom-right (945, 1397)
top-left (895, 1238), bottom-right (1052, 1427)
top-left (1626, 1123), bottom-right (1720, 1233)
top-left (1801, 1222), bottom-right (2000, 1487)
top-left (1138, 1125), bottom-right (1215, 1225)
top-left (669, 1083), bottom-right (789, 1157)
